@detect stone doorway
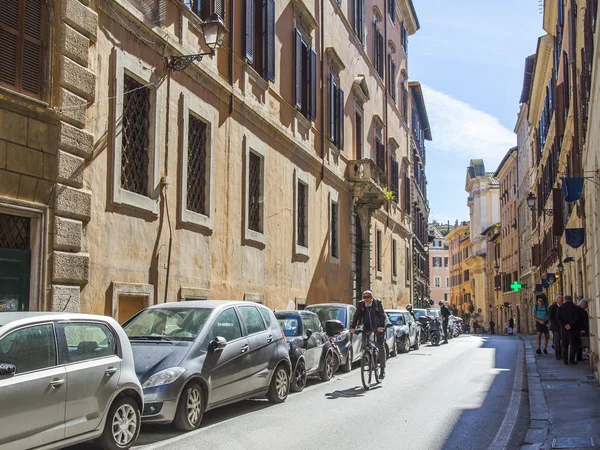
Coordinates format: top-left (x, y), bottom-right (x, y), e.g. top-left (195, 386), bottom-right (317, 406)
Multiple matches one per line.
top-left (0, 213), bottom-right (31, 311)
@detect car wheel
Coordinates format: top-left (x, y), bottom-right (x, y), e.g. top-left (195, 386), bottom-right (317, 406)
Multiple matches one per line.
top-left (341, 347), bottom-right (352, 372)
top-left (399, 336), bottom-right (410, 353)
top-left (96, 396), bottom-right (141, 450)
top-left (413, 333), bottom-right (420, 350)
top-left (320, 350), bottom-right (335, 381)
top-left (267, 364), bottom-right (289, 403)
top-left (291, 358), bottom-right (307, 392)
top-left (173, 382), bottom-right (204, 431)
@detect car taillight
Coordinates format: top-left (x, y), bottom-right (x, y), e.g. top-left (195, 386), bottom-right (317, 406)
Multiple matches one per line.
top-left (281, 329), bottom-right (287, 344)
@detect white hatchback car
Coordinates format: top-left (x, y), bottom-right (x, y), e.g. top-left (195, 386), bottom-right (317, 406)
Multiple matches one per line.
top-left (0, 313), bottom-right (143, 450)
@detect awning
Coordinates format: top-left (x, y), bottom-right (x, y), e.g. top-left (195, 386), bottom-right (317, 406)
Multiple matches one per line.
top-left (565, 228), bottom-right (585, 249)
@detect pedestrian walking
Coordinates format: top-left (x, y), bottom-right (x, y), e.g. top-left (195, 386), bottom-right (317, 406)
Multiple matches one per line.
top-left (548, 294), bottom-right (564, 360)
top-left (508, 317), bottom-right (514, 335)
top-left (439, 301), bottom-right (450, 344)
top-left (556, 295), bottom-right (581, 365)
top-left (532, 293), bottom-right (550, 354)
top-left (577, 299), bottom-right (589, 362)
top-left (489, 320), bottom-right (495, 334)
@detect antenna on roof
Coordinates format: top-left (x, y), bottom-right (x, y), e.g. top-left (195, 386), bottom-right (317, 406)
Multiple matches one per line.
top-left (62, 295), bottom-right (73, 312)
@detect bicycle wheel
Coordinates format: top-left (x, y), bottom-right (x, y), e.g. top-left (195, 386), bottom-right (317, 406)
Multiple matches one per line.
top-left (360, 351), bottom-right (372, 390)
top-left (373, 349), bottom-right (380, 384)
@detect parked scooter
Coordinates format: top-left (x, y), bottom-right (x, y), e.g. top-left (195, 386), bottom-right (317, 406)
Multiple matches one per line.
top-left (418, 316), bottom-right (430, 344)
top-left (428, 317), bottom-right (442, 346)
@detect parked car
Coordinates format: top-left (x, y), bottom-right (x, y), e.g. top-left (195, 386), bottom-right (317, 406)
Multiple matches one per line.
top-left (386, 309), bottom-right (421, 353)
top-left (0, 312), bottom-right (143, 450)
top-left (274, 310), bottom-right (338, 392)
top-left (122, 301), bottom-right (291, 431)
top-left (305, 303), bottom-right (362, 372)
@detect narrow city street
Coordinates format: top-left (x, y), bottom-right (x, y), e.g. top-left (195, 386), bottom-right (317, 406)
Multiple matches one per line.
top-left (77, 335), bottom-right (527, 450)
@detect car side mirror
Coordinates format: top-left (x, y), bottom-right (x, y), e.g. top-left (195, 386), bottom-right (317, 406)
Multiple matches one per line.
top-left (0, 364), bottom-right (16, 376)
top-left (325, 319), bottom-right (344, 336)
top-left (209, 336), bottom-right (227, 352)
top-left (385, 323), bottom-right (393, 329)
top-left (304, 329), bottom-right (313, 340)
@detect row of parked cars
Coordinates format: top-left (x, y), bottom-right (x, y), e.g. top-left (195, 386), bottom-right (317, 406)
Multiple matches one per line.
top-left (0, 301), bottom-right (425, 450)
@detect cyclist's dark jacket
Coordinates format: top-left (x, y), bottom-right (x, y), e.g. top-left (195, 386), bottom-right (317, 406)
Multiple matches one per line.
top-left (351, 299), bottom-right (386, 332)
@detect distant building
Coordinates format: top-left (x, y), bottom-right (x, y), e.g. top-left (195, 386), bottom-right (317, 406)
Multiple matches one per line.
top-left (428, 222), bottom-right (452, 303)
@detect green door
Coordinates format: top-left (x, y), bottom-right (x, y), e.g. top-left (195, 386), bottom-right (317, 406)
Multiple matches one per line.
top-left (0, 248), bottom-right (31, 311)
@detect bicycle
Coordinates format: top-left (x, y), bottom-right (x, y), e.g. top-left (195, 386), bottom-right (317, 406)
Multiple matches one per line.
top-left (354, 329), bottom-right (381, 390)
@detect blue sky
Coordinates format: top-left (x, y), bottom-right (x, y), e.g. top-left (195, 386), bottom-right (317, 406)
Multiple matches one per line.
top-left (409, 0), bottom-right (544, 224)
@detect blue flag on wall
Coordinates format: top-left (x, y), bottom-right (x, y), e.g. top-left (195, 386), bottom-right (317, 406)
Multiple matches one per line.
top-left (535, 284), bottom-right (543, 292)
top-left (565, 228), bottom-right (585, 249)
top-left (561, 177), bottom-right (584, 203)
top-left (542, 280), bottom-right (549, 289)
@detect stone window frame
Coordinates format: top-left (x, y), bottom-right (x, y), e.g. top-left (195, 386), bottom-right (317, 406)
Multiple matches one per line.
top-left (329, 189), bottom-right (340, 264)
top-left (179, 287), bottom-right (210, 301)
top-left (111, 48), bottom-right (164, 215)
top-left (243, 134), bottom-right (267, 247)
top-left (244, 293), bottom-right (264, 304)
top-left (294, 167), bottom-right (310, 257)
top-left (179, 93), bottom-right (215, 232)
top-left (375, 227), bottom-right (383, 279)
top-left (0, 197), bottom-right (48, 312)
top-left (111, 281), bottom-right (154, 322)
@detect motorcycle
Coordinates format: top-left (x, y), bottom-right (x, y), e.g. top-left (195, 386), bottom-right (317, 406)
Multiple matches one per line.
top-left (417, 316), bottom-right (430, 344)
top-left (428, 317), bottom-right (442, 346)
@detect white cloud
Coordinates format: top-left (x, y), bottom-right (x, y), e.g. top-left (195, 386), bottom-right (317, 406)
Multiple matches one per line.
top-left (421, 84), bottom-right (516, 169)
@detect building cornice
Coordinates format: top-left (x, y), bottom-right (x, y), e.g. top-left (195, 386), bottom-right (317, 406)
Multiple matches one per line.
top-left (528, 35), bottom-right (554, 126)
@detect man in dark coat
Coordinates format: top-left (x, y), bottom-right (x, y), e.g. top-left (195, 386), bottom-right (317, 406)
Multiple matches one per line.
top-left (556, 295), bottom-right (581, 365)
top-left (548, 294), bottom-right (564, 360)
top-left (577, 299), bottom-right (589, 362)
top-left (440, 301), bottom-right (451, 344)
top-left (351, 290), bottom-right (387, 378)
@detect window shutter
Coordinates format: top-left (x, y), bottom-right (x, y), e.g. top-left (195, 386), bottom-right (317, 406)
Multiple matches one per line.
top-left (309, 48), bottom-right (317, 121)
top-left (265, 0), bottom-right (275, 82)
top-left (294, 29), bottom-right (302, 109)
top-left (21, 0), bottom-right (44, 96)
top-left (555, 82), bottom-right (564, 137)
top-left (552, 187), bottom-right (564, 236)
top-left (329, 75), bottom-right (335, 141)
top-left (0, 0), bottom-right (20, 89)
top-left (214, 0), bottom-right (225, 19)
top-left (360, 0), bottom-right (365, 42)
top-left (244, 0), bottom-right (254, 63)
top-left (353, 0), bottom-right (359, 33)
top-left (338, 87), bottom-right (344, 149)
top-left (391, 62), bottom-right (396, 101)
top-left (378, 33), bottom-right (384, 77)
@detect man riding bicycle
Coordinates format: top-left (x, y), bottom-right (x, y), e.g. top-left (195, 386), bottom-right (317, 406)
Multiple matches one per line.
top-left (350, 290), bottom-right (387, 379)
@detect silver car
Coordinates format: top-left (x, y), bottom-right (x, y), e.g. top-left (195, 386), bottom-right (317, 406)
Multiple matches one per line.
top-left (122, 301), bottom-right (291, 431)
top-left (0, 313), bottom-right (143, 450)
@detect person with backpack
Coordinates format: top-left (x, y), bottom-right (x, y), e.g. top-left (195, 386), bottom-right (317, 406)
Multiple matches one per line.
top-left (350, 290), bottom-right (387, 379)
top-left (532, 293), bottom-right (550, 354)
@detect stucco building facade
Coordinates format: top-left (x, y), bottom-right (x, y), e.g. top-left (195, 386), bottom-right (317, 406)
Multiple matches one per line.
top-left (428, 222), bottom-right (450, 303)
top-left (0, 0), bottom-right (430, 318)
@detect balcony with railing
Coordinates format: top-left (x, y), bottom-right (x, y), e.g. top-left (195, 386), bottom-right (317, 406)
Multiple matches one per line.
top-left (347, 158), bottom-right (389, 209)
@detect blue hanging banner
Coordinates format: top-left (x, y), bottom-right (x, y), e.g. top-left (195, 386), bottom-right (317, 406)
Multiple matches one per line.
top-left (542, 280), bottom-right (549, 289)
top-left (565, 228), bottom-right (585, 249)
top-left (546, 273), bottom-right (555, 284)
top-left (561, 177), bottom-right (584, 203)
top-left (535, 284), bottom-right (543, 292)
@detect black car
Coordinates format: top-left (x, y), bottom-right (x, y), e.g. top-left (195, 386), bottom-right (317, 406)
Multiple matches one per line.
top-left (305, 303), bottom-right (362, 372)
top-left (386, 309), bottom-right (421, 353)
top-left (275, 310), bottom-right (337, 392)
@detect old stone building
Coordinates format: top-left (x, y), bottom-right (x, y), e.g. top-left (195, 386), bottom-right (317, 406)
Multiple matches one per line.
top-left (446, 222), bottom-right (471, 314)
top-left (428, 222), bottom-right (451, 303)
top-left (0, 0), bottom-right (430, 318)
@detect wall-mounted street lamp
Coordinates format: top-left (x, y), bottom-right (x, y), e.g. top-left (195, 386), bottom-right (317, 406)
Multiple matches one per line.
top-left (494, 262), bottom-right (500, 275)
top-left (166, 14), bottom-right (228, 71)
top-left (526, 192), bottom-right (553, 216)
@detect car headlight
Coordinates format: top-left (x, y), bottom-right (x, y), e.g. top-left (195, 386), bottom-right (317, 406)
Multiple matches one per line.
top-left (332, 333), bottom-right (346, 343)
top-left (142, 367), bottom-right (187, 388)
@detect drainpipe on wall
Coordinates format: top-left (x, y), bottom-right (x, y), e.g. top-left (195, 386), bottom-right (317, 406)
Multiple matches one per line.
top-left (320, 0), bottom-right (326, 175)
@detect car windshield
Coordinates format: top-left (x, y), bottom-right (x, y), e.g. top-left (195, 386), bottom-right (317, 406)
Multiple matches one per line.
top-left (124, 308), bottom-right (212, 342)
top-left (386, 313), bottom-right (404, 325)
top-left (413, 309), bottom-right (428, 318)
top-left (276, 316), bottom-right (300, 337)
top-left (306, 306), bottom-right (347, 327)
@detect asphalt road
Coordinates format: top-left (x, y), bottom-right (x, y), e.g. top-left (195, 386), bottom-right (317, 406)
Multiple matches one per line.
top-left (71, 334), bottom-right (529, 450)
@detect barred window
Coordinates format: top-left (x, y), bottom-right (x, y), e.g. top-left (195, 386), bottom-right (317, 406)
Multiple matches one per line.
top-left (392, 239), bottom-right (397, 277)
top-left (0, 214), bottom-right (30, 250)
top-left (248, 151), bottom-right (262, 233)
top-left (187, 114), bottom-right (208, 215)
top-left (331, 202), bottom-right (338, 258)
top-left (297, 181), bottom-right (307, 247)
top-left (121, 75), bottom-right (150, 196)
top-left (376, 230), bottom-right (382, 273)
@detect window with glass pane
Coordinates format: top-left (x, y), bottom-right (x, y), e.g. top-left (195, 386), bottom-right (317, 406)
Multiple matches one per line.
top-left (392, 239), bottom-right (397, 277)
top-left (187, 114), bottom-right (208, 215)
top-left (248, 151), bottom-right (262, 232)
top-left (121, 74), bottom-right (150, 196)
top-left (211, 308), bottom-right (242, 342)
top-left (0, 324), bottom-right (56, 373)
top-left (59, 322), bottom-right (117, 363)
top-left (239, 306), bottom-right (266, 335)
top-left (376, 230), bottom-right (382, 272)
top-left (297, 181), bottom-right (307, 247)
top-left (331, 202), bottom-right (339, 258)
